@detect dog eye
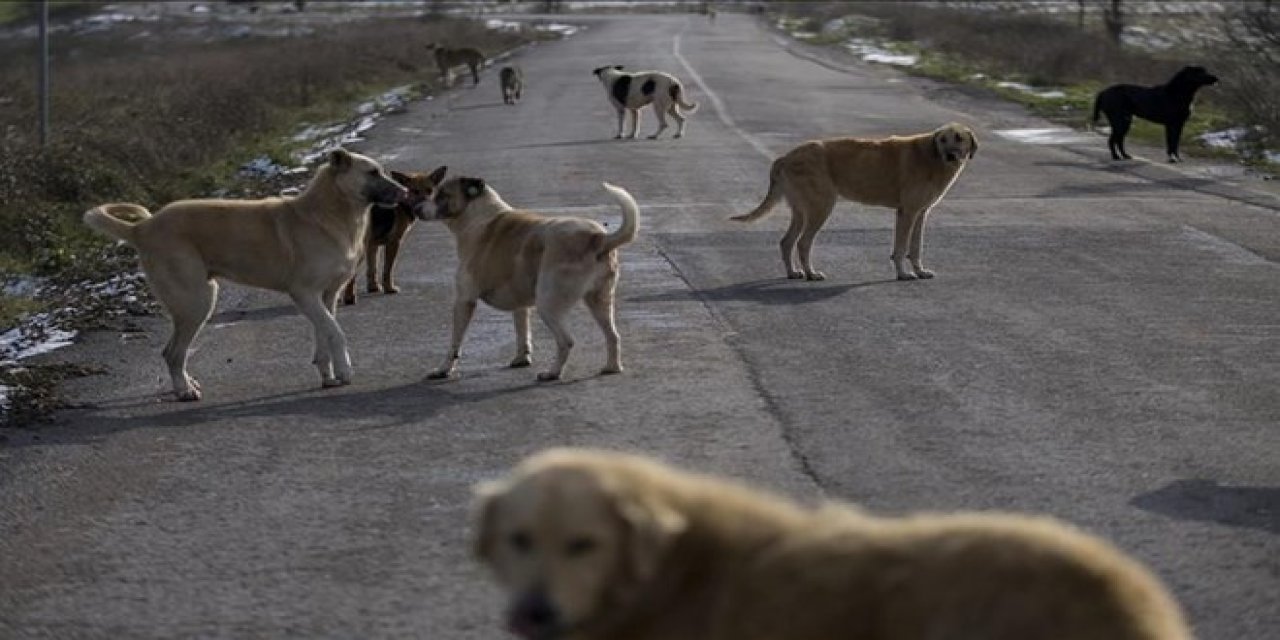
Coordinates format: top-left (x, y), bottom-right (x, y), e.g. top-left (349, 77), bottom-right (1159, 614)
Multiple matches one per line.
top-left (368, 169), bottom-right (380, 177)
top-left (509, 531), bottom-right (533, 554)
top-left (564, 537), bottom-right (597, 557)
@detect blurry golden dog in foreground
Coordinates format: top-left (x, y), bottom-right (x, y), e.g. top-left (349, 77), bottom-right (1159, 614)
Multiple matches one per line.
top-left (474, 449), bottom-right (1191, 640)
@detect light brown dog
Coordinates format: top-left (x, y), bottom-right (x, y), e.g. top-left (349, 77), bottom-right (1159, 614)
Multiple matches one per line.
top-left (732, 122), bottom-right (977, 281)
top-left (474, 448), bottom-right (1192, 640)
top-left (416, 177), bottom-right (639, 381)
top-left (342, 167), bottom-right (446, 305)
top-left (83, 149), bottom-right (406, 400)
top-left (427, 43), bottom-right (485, 87)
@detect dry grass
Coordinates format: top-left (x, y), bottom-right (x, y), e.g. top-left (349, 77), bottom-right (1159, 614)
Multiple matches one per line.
top-left (0, 15), bottom-right (527, 279)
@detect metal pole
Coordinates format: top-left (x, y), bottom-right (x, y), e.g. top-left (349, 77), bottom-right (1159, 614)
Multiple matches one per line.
top-left (38, 0), bottom-right (49, 146)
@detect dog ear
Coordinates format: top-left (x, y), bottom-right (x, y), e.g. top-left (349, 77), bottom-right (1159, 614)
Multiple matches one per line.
top-left (462, 177), bottom-right (486, 199)
top-left (967, 129), bottom-right (978, 158)
top-left (471, 480), bottom-right (506, 561)
top-left (614, 65), bottom-right (624, 71)
top-left (616, 493), bottom-right (686, 582)
top-left (428, 165), bottom-right (448, 185)
top-left (389, 170), bottom-right (410, 185)
top-left (328, 148), bottom-right (353, 171)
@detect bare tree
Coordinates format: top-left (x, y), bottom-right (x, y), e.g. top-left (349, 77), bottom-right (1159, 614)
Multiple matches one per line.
top-left (1103, 0), bottom-right (1124, 45)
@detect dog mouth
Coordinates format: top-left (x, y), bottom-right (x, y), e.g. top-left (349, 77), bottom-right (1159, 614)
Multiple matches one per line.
top-left (944, 152), bottom-right (961, 162)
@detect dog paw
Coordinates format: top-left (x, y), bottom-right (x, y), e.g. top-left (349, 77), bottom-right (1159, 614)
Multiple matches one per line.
top-left (342, 295), bottom-right (356, 305)
top-left (426, 369), bottom-right (454, 380)
top-left (787, 271), bottom-right (805, 280)
top-left (647, 134), bottom-right (660, 140)
top-left (614, 134), bottom-right (624, 139)
top-left (805, 272), bottom-right (827, 281)
top-left (385, 285), bottom-right (400, 294)
top-left (536, 371), bottom-right (561, 382)
top-left (509, 354), bottom-right (532, 368)
top-left (367, 283), bottom-right (383, 294)
top-left (914, 269), bottom-right (936, 279)
top-left (674, 133), bottom-right (683, 139)
top-left (175, 388), bottom-right (202, 402)
top-left (600, 365), bottom-right (623, 375)
top-left (896, 272), bottom-right (919, 281)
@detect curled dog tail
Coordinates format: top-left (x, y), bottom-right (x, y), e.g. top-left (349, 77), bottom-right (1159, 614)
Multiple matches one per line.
top-left (670, 83), bottom-right (699, 112)
top-left (598, 182), bottom-right (639, 256)
top-left (730, 161), bottom-right (783, 223)
top-left (83, 203), bottom-right (152, 245)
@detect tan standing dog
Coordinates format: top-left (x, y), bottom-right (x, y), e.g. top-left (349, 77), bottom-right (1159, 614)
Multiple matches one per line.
top-left (342, 167), bottom-right (446, 305)
top-left (427, 43), bottom-right (485, 87)
top-left (416, 177), bottom-right (639, 382)
top-left (83, 149), bottom-right (406, 400)
top-left (732, 122), bottom-right (977, 281)
top-left (474, 448), bottom-right (1193, 640)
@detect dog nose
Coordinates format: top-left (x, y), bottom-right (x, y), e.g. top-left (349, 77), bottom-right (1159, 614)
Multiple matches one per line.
top-left (508, 591), bottom-right (559, 637)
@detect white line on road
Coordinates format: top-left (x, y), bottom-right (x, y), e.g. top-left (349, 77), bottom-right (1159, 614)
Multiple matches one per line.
top-left (672, 29), bottom-right (776, 161)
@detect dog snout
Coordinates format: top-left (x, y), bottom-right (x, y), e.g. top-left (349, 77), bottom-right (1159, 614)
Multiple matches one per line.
top-left (507, 591), bottom-right (560, 640)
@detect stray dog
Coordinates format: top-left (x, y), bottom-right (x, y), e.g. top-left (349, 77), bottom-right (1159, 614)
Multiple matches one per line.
top-left (1092, 65), bottom-right (1218, 163)
top-left (426, 43), bottom-right (485, 86)
top-left (732, 122), bottom-right (977, 281)
top-left (83, 149), bottom-right (406, 400)
top-left (500, 66), bottom-right (524, 105)
top-left (342, 167), bottom-right (447, 305)
top-left (592, 65), bottom-right (698, 139)
top-left (474, 448), bottom-right (1193, 640)
top-left (417, 177), bottom-right (639, 381)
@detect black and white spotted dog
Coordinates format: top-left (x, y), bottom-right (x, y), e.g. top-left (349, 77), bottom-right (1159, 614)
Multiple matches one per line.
top-left (592, 65), bottom-right (699, 140)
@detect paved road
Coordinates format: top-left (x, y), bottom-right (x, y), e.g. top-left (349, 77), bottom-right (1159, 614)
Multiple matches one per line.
top-left (3, 12), bottom-right (1278, 640)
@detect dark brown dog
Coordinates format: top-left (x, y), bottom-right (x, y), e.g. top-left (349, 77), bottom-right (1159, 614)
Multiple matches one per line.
top-left (343, 167), bottom-right (446, 305)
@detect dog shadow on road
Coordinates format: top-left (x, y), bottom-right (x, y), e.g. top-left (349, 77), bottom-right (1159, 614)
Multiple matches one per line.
top-left (628, 277), bottom-right (895, 307)
top-left (507, 138), bottom-right (620, 150)
top-left (1130, 479), bottom-right (1280, 535)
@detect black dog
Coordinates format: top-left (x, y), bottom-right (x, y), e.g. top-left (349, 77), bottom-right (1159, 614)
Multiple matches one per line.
top-left (1092, 66), bottom-right (1218, 163)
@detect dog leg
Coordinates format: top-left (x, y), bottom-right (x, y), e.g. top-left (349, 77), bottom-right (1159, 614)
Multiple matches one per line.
top-left (1165, 121), bottom-right (1184, 163)
top-left (586, 282), bottom-right (622, 375)
top-left (510, 307), bottom-right (533, 368)
top-left (366, 243), bottom-right (383, 293)
top-left (892, 207), bottom-right (918, 280)
top-left (907, 208), bottom-right (935, 279)
top-left (382, 241), bottom-right (402, 294)
top-left (796, 206), bottom-right (834, 281)
top-left (628, 109), bottom-right (640, 139)
top-left (1110, 115), bottom-right (1133, 160)
top-left (293, 291), bottom-right (352, 387)
top-left (648, 104), bottom-right (669, 140)
top-left (789, 187), bottom-right (835, 281)
top-left (341, 275), bottom-right (358, 306)
top-left (156, 275), bottom-right (218, 402)
top-left (311, 285), bottom-right (344, 382)
top-left (614, 108), bottom-right (626, 139)
top-left (428, 298), bottom-right (477, 379)
top-left (780, 211), bottom-right (806, 279)
top-left (535, 286), bottom-right (576, 381)
top-left (670, 103), bottom-right (686, 139)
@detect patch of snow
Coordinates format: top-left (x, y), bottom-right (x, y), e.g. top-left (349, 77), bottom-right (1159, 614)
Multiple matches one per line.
top-left (535, 23), bottom-right (581, 37)
top-left (3, 276), bottom-right (43, 299)
top-left (486, 18), bottom-right (523, 32)
top-left (843, 39), bottom-right (918, 67)
top-left (994, 127), bottom-right (1097, 145)
top-left (995, 81), bottom-right (1066, 99)
top-left (1200, 127), bottom-right (1251, 149)
top-left (0, 383), bottom-right (9, 412)
top-left (1, 317), bottom-right (77, 365)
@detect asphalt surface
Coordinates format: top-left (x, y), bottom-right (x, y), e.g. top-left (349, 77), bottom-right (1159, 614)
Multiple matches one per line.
top-left (3, 12), bottom-right (1278, 640)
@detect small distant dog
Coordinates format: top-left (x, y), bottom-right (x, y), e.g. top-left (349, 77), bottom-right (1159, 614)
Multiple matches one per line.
top-left (474, 448), bottom-right (1193, 640)
top-left (83, 149), bottom-right (406, 400)
top-left (416, 176), bottom-right (639, 381)
top-left (1092, 65), bottom-right (1218, 163)
top-left (592, 65), bottom-right (698, 139)
top-left (500, 65), bottom-right (524, 105)
top-left (426, 43), bottom-right (484, 86)
top-left (342, 167), bottom-right (447, 305)
top-left (732, 123), bottom-right (977, 282)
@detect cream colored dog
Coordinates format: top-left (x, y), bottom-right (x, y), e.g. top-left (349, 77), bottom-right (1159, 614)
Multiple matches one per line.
top-left (592, 65), bottom-right (698, 139)
top-left (474, 448), bottom-right (1192, 640)
top-left (732, 122), bottom-right (977, 281)
top-left (417, 176), bottom-right (639, 381)
top-left (83, 149), bottom-right (407, 400)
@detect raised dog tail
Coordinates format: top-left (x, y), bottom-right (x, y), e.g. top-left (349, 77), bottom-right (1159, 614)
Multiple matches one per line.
top-left (671, 83), bottom-right (699, 112)
top-left (83, 203), bottom-right (152, 245)
top-left (599, 182), bottom-right (639, 256)
top-left (730, 161), bottom-right (783, 223)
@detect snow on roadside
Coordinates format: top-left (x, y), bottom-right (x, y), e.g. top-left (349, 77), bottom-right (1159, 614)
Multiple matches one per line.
top-left (995, 81), bottom-right (1066, 100)
top-left (1200, 127), bottom-right (1280, 165)
top-left (843, 39), bottom-right (918, 67)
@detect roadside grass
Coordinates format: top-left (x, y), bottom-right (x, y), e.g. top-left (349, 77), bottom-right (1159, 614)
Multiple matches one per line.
top-left (0, 11), bottom-right (548, 426)
top-left (773, 3), bottom-right (1275, 171)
